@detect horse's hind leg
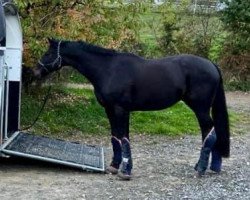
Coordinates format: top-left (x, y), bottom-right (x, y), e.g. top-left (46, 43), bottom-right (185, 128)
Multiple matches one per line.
top-left (195, 110), bottom-right (222, 174)
top-left (184, 99), bottom-right (217, 175)
top-left (210, 147), bottom-right (222, 173)
top-left (194, 109), bottom-right (214, 174)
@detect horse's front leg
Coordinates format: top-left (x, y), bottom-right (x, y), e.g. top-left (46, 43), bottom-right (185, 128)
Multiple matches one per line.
top-left (105, 106), bottom-right (132, 180)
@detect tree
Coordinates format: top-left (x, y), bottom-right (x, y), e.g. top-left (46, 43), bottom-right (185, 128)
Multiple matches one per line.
top-left (219, 0), bottom-right (250, 81)
top-left (221, 0), bottom-right (250, 53)
top-left (221, 0), bottom-right (250, 33)
top-left (16, 0), bottom-right (142, 66)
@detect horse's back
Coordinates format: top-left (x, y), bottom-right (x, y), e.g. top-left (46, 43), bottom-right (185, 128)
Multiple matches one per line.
top-left (155, 54), bottom-right (221, 91)
top-left (174, 54), bottom-right (219, 77)
top-left (133, 54), bottom-right (220, 92)
top-left (102, 54), bottom-right (220, 111)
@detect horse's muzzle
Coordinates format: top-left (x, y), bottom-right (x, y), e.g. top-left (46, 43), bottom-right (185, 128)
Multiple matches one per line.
top-left (32, 68), bottom-right (42, 79)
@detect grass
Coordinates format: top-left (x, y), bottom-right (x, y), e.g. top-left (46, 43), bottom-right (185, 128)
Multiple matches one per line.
top-left (21, 87), bottom-right (108, 137)
top-left (57, 68), bottom-right (89, 84)
top-left (224, 80), bottom-right (250, 92)
top-left (20, 86), bottom-right (239, 138)
top-left (68, 69), bottom-right (89, 84)
top-left (131, 102), bottom-right (199, 136)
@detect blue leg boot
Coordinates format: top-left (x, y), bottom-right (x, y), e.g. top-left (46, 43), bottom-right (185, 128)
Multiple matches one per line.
top-left (195, 147), bottom-right (210, 175)
top-left (106, 136), bottom-right (122, 174)
top-left (195, 128), bottom-right (217, 176)
top-left (118, 137), bottom-right (133, 180)
top-left (210, 149), bottom-right (222, 173)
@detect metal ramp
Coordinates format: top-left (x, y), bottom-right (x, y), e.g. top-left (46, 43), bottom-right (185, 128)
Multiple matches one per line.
top-left (1, 132), bottom-right (105, 172)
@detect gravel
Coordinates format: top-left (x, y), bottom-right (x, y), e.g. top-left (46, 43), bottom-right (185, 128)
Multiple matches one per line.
top-left (0, 92), bottom-right (249, 200)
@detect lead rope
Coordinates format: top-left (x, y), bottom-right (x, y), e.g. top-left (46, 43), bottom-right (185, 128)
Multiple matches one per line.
top-left (20, 41), bottom-right (62, 131)
top-left (20, 85), bottom-right (52, 131)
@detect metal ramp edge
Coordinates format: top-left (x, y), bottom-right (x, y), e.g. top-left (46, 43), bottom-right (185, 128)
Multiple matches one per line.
top-left (0, 132), bottom-right (105, 172)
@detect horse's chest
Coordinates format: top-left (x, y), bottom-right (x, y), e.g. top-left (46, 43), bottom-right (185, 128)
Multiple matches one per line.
top-left (95, 86), bottom-right (132, 108)
top-left (95, 91), bottom-right (107, 107)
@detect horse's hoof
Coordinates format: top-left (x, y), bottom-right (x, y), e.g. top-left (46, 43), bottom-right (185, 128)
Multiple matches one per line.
top-left (210, 166), bottom-right (221, 173)
top-left (106, 165), bottom-right (119, 174)
top-left (117, 172), bottom-right (132, 180)
top-left (197, 170), bottom-right (205, 177)
top-left (194, 163), bottom-right (206, 176)
top-left (194, 163), bottom-right (198, 171)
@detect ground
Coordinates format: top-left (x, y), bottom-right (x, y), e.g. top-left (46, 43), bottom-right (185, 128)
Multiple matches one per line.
top-left (0, 92), bottom-right (249, 200)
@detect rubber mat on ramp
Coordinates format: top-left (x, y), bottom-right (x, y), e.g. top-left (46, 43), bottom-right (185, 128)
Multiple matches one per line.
top-left (1, 132), bottom-right (105, 172)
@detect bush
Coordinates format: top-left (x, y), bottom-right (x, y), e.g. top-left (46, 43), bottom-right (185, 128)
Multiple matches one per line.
top-left (16, 1), bottom-right (142, 67)
top-left (151, 1), bottom-right (224, 59)
top-left (219, 0), bottom-right (250, 82)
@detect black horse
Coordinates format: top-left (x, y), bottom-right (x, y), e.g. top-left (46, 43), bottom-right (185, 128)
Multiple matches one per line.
top-left (33, 39), bottom-right (230, 180)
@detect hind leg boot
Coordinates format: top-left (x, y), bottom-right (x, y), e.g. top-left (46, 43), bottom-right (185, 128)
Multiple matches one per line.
top-left (195, 128), bottom-right (217, 175)
top-left (210, 149), bottom-right (222, 173)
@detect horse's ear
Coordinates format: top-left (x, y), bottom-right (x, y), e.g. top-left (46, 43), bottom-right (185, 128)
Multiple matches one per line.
top-left (47, 38), bottom-right (57, 47)
top-left (47, 38), bottom-right (53, 44)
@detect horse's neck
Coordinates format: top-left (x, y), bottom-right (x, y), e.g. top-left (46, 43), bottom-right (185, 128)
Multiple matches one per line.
top-left (62, 43), bottom-right (112, 89)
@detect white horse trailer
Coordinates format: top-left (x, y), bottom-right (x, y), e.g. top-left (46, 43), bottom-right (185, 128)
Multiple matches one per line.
top-left (0, 0), bottom-right (105, 172)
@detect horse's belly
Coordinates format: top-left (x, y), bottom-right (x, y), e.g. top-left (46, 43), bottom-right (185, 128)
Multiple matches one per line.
top-left (131, 94), bottom-right (180, 111)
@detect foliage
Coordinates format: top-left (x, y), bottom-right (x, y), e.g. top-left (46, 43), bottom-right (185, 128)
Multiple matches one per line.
top-left (16, 0), bottom-right (142, 67)
top-left (220, 0), bottom-right (250, 54)
top-left (139, 0), bottom-right (225, 59)
top-left (16, 0), bottom-right (249, 88)
top-left (138, 0), bottom-right (249, 84)
top-left (158, 0), bottom-right (190, 55)
top-left (221, 0), bottom-right (250, 36)
top-left (224, 80), bottom-right (250, 92)
top-left (168, 15), bottom-right (224, 58)
top-left (208, 31), bottom-right (228, 62)
top-left (219, 0), bottom-right (250, 81)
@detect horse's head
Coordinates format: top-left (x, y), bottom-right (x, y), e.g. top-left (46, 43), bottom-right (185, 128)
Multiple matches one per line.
top-left (33, 38), bottom-right (63, 79)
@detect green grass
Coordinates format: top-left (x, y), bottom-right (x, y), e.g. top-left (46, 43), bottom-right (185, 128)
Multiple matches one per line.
top-left (131, 102), bottom-right (199, 136)
top-left (20, 86), bottom-right (239, 138)
top-left (21, 87), bottom-right (108, 137)
top-left (68, 69), bottom-right (89, 84)
top-left (224, 80), bottom-right (250, 92)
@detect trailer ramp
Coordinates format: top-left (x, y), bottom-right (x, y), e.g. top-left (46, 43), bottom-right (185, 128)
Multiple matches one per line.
top-left (1, 132), bottom-right (105, 172)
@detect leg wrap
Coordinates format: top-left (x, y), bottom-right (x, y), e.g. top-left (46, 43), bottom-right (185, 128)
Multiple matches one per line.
top-left (110, 136), bottom-right (122, 169)
top-left (195, 128), bottom-right (217, 175)
top-left (203, 127), bottom-right (217, 149)
top-left (195, 147), bottom-right (211, 174)
top-left (210, 149), bottom-right (222, 173)
top-left (120, 137), bottom-right (133, 177)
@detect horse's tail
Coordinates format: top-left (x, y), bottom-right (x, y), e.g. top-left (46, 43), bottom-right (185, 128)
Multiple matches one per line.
top-left (212, 64), bottom-right (230, 158)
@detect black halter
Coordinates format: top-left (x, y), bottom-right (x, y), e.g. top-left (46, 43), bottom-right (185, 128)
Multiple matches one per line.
top-left (38, 41), bottom-right (62, 73)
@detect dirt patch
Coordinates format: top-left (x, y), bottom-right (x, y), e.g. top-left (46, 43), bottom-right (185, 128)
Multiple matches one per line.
top-left (0, 92), bottom-right (249, 200)
top-left (226, 91), bottom-right (250, 113)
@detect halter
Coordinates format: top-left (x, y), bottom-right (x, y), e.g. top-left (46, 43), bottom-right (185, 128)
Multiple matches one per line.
top-left (38, 41), bottom-right (62, 73)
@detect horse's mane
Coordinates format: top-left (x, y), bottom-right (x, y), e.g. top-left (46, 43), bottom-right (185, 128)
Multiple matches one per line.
top-left (66, 40), bottom-right (118, 56)
top-left (63, 40), bottom-right (141, 58)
